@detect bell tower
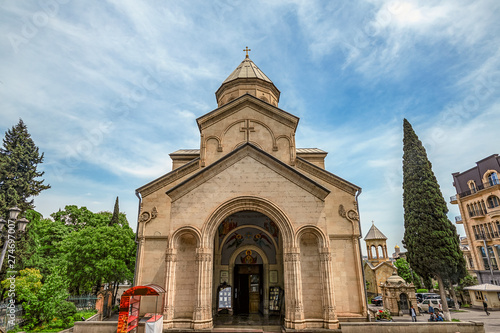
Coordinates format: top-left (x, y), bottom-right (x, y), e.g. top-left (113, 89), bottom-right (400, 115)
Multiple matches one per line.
top-left (364, 221), bottom-right (389, 265)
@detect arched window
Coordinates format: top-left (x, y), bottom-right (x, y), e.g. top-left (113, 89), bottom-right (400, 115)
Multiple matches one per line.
top-left (487, 172), bottom-right (499, 186)
top-left (487, 196), bottom-right (500, 209)
top-left (468, 180), bottom-right (477, 193)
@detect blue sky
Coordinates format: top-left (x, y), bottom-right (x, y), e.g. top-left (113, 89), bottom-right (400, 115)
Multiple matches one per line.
top-left (1, 0), bottom-right (499, 254)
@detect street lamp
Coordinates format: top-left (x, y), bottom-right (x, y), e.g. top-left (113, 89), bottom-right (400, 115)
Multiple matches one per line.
top-left (0, 206), bottom-right (30, 272)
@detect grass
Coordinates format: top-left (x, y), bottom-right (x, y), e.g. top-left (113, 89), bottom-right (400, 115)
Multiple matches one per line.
top-left (12, 310), bottom-right (97, 333)
top-left (451, 318), bottom-right (460, 322)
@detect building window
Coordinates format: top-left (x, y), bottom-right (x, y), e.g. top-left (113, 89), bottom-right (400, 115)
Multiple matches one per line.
top-left (488, 172), bottom-right (499, 186)
top-left (488, 246), bottom-right (498, 270)
top-left (487, 196), bottom-right (500, 208)
top-left (473, 226), bottom-right (479, 240)
top-left (480, 246), bottom-right (490, 270)
top-left (475, 291), bottom-right (483, 300)
top-left (468, 180), bottom-right (477, 193)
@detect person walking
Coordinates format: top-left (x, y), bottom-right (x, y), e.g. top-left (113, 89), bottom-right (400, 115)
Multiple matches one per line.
top-left (483, 300), bottom-right (490, 316)
top-left (410, 305), bottom-right (417, 322)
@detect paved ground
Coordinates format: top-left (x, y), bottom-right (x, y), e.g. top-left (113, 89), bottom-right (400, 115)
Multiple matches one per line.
top-left (378, 306), bottom-right (499, 333)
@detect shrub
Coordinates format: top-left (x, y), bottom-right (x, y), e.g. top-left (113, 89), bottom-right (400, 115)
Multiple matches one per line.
top-left (57, 301), bottom-right (77, 327)
top-left (416, 289), bottom-right (428, 293)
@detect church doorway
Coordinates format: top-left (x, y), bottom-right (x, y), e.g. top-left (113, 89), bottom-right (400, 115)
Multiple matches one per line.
top-left (234, 264), bottom-right (262, 314)
top-left (213, 210), bottom-right (283, 317)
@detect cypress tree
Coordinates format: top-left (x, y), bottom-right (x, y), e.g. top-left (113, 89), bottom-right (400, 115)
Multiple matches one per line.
top-left (402, 119), bottom-right (466, 320)
top-left (110, 196), bottom-right (120, 226)
top-left (0, 119), bottom-right (50, 216)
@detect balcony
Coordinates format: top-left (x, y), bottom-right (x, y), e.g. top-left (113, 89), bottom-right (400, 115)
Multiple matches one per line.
top-left (455, 216), bottom-right (463, 224)
top-left (458, 179), bottom-right (500, 199)
top-left (488, 207), bottom-right (500, 218)
top-left (450, 195), bottom-right (458, 204)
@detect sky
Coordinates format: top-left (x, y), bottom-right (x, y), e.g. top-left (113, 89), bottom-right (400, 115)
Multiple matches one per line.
top-left (1, 0), bottom-right (499, 255)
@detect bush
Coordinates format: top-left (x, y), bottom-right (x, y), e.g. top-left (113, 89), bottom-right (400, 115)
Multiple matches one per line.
top-left (416, 289), bottom-right (428, 293)
top-left (58, 301), bottom-right (77, 327)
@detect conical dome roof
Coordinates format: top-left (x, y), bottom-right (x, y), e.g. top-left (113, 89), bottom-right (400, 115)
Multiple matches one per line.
top-left (215, 52), bottom-right (280, 107)
top-left (222, 57), bottom-right (273, 84)
top-left (364, 221), bottom-right (388, 240)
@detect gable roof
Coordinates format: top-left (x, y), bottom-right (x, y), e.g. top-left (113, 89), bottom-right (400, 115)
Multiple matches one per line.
top-left (166, 143), bottom-right (330, 202)
top-left (196, 93), bottom-right (299, 132)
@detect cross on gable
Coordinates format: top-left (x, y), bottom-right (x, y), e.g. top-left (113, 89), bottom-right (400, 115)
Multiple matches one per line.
top-left (240, 120), bottom-right (255, 142)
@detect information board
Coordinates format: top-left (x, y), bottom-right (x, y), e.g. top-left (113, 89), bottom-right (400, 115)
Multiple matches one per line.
top-left (218, 286), bottom-right (232, 309)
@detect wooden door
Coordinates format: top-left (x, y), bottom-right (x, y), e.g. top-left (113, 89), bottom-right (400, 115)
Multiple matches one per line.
top-left (249, 274), bottom-right (260, 313)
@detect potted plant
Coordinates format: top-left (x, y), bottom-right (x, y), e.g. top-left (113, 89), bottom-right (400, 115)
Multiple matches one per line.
top-left (375, 309), bottom-right (393, 321)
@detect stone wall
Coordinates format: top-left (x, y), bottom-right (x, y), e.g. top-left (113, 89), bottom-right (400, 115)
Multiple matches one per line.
top-left (341, 321), bottom-right (485, 333)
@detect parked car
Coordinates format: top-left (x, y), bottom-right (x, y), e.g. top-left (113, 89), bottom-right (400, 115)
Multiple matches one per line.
top-left (371, 296), bottom-right (383, 306)
top-left (418, 299), bottom-right (442, 313)
top-left (416, 293), bottom-right (438, 303)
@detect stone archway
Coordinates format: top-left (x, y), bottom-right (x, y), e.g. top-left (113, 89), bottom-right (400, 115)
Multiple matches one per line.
top-left (201, 196), bottom-right (306, 328)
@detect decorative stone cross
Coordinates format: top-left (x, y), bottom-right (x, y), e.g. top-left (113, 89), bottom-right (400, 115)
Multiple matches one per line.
top-left (240, 120), bottom-right (255, 142)
top-left (243, 46), bottom-right (251, 58)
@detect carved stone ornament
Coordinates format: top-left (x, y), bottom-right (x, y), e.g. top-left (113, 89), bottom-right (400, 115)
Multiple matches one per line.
top-left (139, 206), bottom-right (158, 223)
top-left (338, 204), bottom-right (359, 222)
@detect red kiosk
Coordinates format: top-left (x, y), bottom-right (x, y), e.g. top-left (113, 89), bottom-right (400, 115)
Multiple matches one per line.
top-left (116, 284), bottom-right (165, 333)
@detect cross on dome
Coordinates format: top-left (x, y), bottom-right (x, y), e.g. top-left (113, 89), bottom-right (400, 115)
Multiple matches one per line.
top-left (243, 46), bottom-right (251, 58)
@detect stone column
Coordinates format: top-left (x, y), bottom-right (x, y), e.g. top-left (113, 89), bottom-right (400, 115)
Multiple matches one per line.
top-left (193, 248), bottom-right (213, 329)
top-left (163, 248), bottom-right (176, 329)
top-left (353, 236), bottom-right (368, 317)
top-left (319, 247), bottom-right (339, 329)
top-left (283, 248), bottom-right (305, 329)
top-left (135, 238), bottom-right (146, 286)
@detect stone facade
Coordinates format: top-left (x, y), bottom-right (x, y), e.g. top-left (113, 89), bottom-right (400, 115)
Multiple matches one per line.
top-left (134, 55), bottom-right (367, 330)
top-left (451, 154), bottom-right (500, 285)
top-left (380, 273), bottom-right (417, 316)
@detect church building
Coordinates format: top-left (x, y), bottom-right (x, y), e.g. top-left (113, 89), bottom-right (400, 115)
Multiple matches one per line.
top-left (363, 222), bottom-right (397, 296)
top-left (134, 51), bottom-right (368, 330)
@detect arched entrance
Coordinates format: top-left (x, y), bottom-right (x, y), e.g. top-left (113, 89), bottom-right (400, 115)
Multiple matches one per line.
top-left (213, 211), bottom-right (283, 316)
top-left (201, 196), bottom-right (299, 328)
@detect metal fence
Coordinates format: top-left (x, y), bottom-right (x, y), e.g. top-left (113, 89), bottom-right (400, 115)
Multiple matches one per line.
top-left (67, 295), bottom-right (98, 311)
top-left (0, 302), bottom-right (25, 332)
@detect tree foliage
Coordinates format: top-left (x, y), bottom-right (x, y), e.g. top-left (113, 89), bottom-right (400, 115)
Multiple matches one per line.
top-left (1, 268), bottom-right (42, 303)
top-left (402, 119), bottom-right (467, 319)
top-left (394, 258), bottom-right (422, 289)
top-left (0, 119), bottom-right (50, 216)
top-left (110, 196), bottom-right (120, 226)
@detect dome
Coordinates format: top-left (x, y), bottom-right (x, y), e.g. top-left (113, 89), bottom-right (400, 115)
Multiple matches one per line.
top-left (215, 54), bottom-right (280, 107)
top-left (386, 272), bottom-right (405, 284)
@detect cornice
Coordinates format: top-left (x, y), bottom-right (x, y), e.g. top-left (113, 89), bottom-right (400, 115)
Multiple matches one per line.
top-left (296, 157), bottom-right (360, 195)
top-left (167, 143), bottom-right (330, 202)
top-left (196, 94), bottom-right (299, 132)
top-left (137, 158), bottom-right (201, 198)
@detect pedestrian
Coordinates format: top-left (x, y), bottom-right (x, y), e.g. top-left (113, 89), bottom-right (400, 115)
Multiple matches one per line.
top-left (483, 300), bottom-right (490, 316)
top-left (410, 305), bottom-right (417, 322)
top-left (428, 304), bottom-right (434, 315)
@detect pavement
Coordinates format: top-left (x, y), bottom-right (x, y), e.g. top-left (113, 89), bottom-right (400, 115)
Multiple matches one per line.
top-left (370, 305), bottom-right (499, 333)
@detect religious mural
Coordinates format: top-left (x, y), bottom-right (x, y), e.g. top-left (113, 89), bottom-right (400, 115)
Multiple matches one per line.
top-left (218, 211), bottom-right (279, 265)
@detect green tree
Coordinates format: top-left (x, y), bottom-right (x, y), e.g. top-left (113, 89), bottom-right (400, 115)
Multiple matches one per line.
top-left (402, 119), bottom-right (467, 320)
top-left (1, 268), bottom-right (68, 330)
top-left (110, 196), bottom-right (120, 226)
top-left (60, 223), bottom-right (136, 297)
top-left (1, 267), bottom-right (42, 302)
top-left (22, 210), bottom-right (70, 277)
top-left (0, 119), bottom-right (50, 216)
top-left (394, 258), bottom-right (422, 289)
